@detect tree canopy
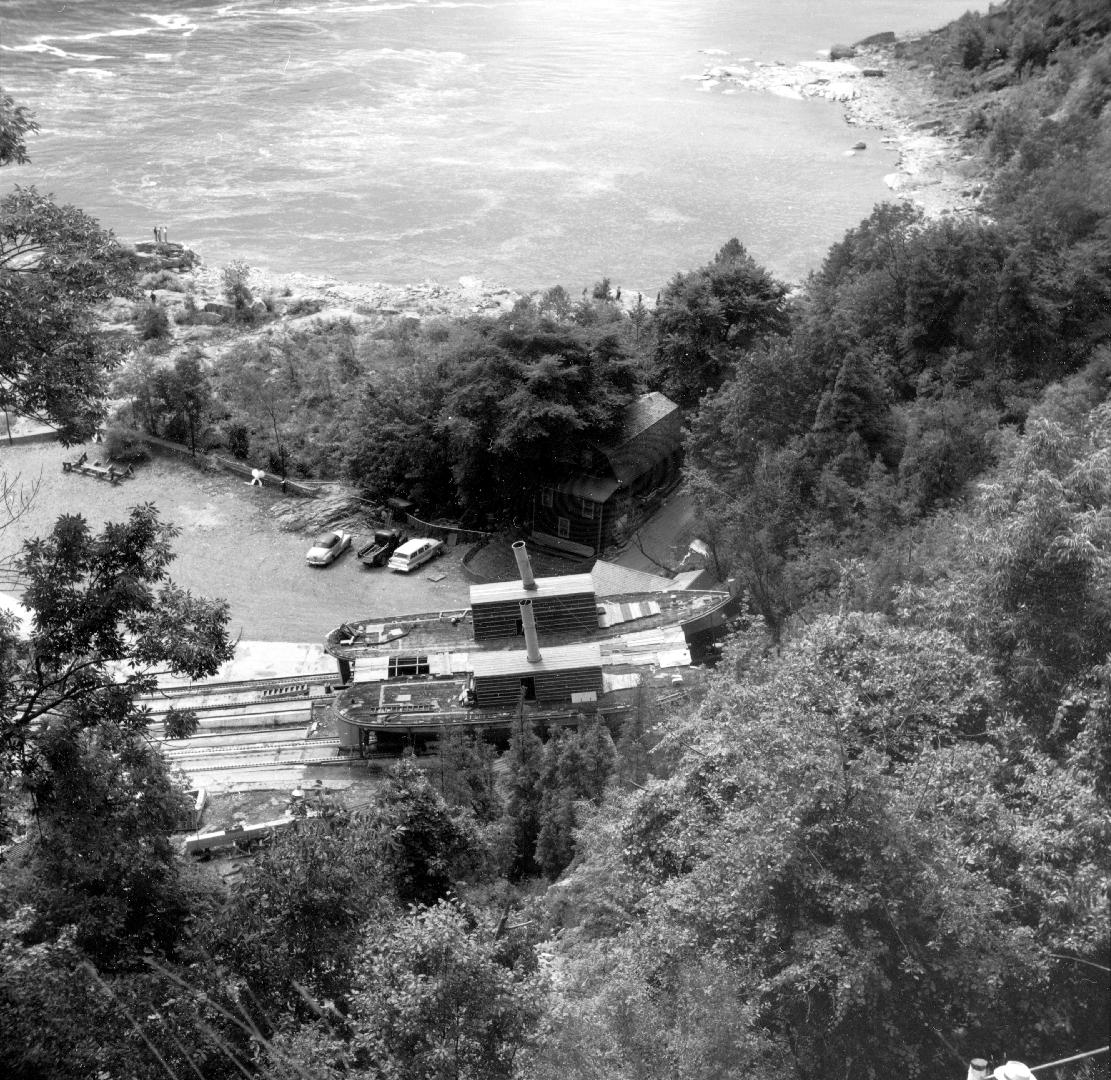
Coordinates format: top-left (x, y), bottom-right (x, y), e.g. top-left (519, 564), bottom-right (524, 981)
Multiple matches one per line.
top-left (0, 186), bottom-right (136, 442)
top-left (652, 238), bottom-right (789, 407)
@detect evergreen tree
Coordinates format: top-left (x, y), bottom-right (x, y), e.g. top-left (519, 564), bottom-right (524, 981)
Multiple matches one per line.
top-left (505, 718), bottom-right (545, 879)
top-left (435, 727), bottom-right (500, 822)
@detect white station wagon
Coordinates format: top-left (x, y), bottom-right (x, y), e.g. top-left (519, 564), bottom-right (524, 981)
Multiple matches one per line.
top-left (387, 537), bottom-right (444, 573)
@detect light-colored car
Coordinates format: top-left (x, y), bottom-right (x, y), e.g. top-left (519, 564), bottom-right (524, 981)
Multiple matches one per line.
top-left (387, 537), bottom-right (444, 573)
top-left (305, 529), bottom-right (351, 566)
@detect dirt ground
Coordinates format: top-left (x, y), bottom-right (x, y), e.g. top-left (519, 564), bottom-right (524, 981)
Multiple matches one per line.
top-left (0, 440), bottom-right (471, 643)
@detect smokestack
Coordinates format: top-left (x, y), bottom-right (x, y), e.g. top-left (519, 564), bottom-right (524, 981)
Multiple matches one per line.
top-left (512, 540), bottom-right (537, 590)
top-left (967, 1061), bottom-right (990, 1080)
top-left (519, 599), bottom-right (541, 662)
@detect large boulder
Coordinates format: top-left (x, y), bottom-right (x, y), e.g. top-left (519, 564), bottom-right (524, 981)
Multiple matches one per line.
top-left (830, 43), bottom-right (857, 60)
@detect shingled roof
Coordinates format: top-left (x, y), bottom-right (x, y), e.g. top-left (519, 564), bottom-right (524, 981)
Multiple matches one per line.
top-left (595, 391), bottom-right (681, 484)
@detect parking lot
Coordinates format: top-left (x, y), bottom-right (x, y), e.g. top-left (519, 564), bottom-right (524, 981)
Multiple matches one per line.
top-left (0, 440), bottom-right (471, 644)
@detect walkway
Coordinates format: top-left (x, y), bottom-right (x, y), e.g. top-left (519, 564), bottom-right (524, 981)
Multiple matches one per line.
top-left (611, 487), bottom-right (698, 576)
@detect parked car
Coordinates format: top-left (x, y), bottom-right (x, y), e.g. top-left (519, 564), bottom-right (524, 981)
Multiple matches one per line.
top-left (305, 529), bottom-right (351, 566)
top-left (356, 526), bottom-right (406, 568)
top-left (387, 537), bottom-right (444, 573)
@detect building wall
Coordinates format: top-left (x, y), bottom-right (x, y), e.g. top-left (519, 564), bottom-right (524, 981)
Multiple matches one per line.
top-left (472, 593), bottom-right (600, 640)
top-left (472, 665), bottom-right (603, 708)
top-left (532, 448), bottom-right (683, 553)
top-left (533, 487), bottom-right (609, 552)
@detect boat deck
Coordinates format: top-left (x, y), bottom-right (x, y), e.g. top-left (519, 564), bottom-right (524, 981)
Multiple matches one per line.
top-left (324, 660), bottom-right (691, 735)
top-left (324, 588), bottom-right (729, 660)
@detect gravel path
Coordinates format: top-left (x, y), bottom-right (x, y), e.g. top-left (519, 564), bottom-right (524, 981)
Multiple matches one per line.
top-left (0, 441), bottom-right (471, 643)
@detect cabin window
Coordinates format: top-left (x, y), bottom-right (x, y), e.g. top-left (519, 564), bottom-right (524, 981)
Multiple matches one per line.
top-left (540, 488), bottom-right (554, 508)
top-left (557, 516), bottom-right (570, 539)
top-left (581, 497), bottom-right (595, 520)
top-left (388, 655), bottom-right (430, 678)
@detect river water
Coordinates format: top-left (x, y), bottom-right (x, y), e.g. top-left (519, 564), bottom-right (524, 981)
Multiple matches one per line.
top-left (1, 0), bottom-right (977, 291)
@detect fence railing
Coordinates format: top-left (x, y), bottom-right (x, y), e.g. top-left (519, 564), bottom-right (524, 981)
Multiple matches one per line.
top-left (139, 434), bottom-right (321, 497)
top-left (400, 511), bottom-right (492, 545)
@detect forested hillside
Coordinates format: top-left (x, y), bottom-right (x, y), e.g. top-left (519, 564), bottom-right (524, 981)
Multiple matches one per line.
top-left (683, 1), bottom-right (1111, 634)
top-left (2, 1), bottom-right (1108, 1077)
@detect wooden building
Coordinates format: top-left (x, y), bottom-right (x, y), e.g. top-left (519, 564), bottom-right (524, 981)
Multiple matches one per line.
top-left (469, 642), bottom-right (603, 708)
top-left (470, 574), bottom-right (598, 640)
top-left (531, 391), bottom-right (683, 556)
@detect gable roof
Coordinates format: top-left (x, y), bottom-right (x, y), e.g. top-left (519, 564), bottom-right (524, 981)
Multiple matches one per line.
top-left (595, 391), bottom-right (682, 484)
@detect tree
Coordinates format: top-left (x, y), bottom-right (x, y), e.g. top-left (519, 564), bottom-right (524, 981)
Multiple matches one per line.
top-left (220, 348), bottom-right (295, 476)
top-left (653, 239), bottom-right (788, 407)
top-left (534, 720), bottom-right (616, 879)
top-left (909, 402), bottom-right (1111, 739)
top-left (367, 755), bottom-right (486, 906)
top-left (214, 812), bottom-right (392, 1013)
top-left (436, 318), bottom-right (639, 524)
top-left (221, 258), bottom-right (255, 322)
top-left (505, 718), bottom-right (545, 879)
top-left (1, 505), bottom-right (235, 848)
top-left (0, 187), bottom-right (136, 442)
top-left (15, 716), bottom-right (194, 962)
top-left (687, 451), bottom-right (805, 641)
top-left (537, 614), bottom-right (1109, 1080)
top-left (352, 901), bottom-right (542, 1080)
top-left (435, 727), bottom-right (501, 823)
top-left (0, 90), bottom-right (37, 167)
top-left (156, 353), bottom-right (211, 454)
top-left (135, 297), bottom-right (170, 341)
top-left (810, 348), bottom-right (898, 465)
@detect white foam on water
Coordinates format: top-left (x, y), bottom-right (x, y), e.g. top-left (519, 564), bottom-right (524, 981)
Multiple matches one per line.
top-left (0, 41), bottom-right (114, 61)
top-left (137, 13), bottom-right (199, 34)
top-left (216, 1), bottom-right (458, 17)
top-left (365, 47), bottom-right (468, 64)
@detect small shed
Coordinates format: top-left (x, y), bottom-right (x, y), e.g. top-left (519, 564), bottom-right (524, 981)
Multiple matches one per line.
top-left (470, 574), bottom-right (598, 640)
top-left (469, 642), bottom-right (603, 708)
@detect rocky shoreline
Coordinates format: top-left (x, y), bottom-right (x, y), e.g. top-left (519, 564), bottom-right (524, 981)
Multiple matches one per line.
top-left (189, 264), bottom-right (528, 324)
top-left (693, 36), bottom-right (988, 220)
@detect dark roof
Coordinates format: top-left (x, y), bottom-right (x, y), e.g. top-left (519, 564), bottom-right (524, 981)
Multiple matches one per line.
top-left (595, 391), bottom-right (681, 484)
top-left (553, 475), bottom-right (621, 502)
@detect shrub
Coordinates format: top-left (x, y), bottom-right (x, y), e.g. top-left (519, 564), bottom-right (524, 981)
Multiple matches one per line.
top-left (175, 293), bottom-right (199, 325)
top-left (139, 269), bottom-right (186, 292)
top-left (286, 296), bottom-right (325, 317)
top-left (267, 447), bottom-right (289, 477)
top-left (162, 414), bottom-right (189, 444)
top-left (221, 258), bottom-right (255, 323)
top-left (136, 300), bottom-right (171, 341)
top-left (226, 423), bottom-right (250, 460)
top-left (103, 425), bottom-right (149, 463)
